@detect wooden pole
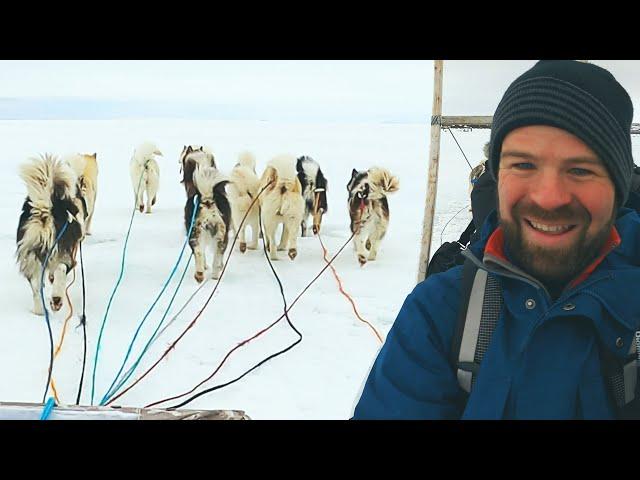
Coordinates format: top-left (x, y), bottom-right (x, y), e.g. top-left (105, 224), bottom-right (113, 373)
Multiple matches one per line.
top-left (416, 60), bottom-right (444, 283)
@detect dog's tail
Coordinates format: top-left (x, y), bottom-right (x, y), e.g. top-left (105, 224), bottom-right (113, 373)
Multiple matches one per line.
top-left (237, 151), bottom-right (257, 172)
top-left (20, 154), bottom-right (76, 209)
top-left (368, 167), bottom-right (399, 198)
top-left (259, 160), bottom-right (302, 216)
top-left (18, 154), bottom-right (77, 257)
top-left (133, 142), bottom-right (163, 164)
top-left (193, 165), bottom-right (228, 199)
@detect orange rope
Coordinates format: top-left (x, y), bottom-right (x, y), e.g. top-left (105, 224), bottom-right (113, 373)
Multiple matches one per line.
top-left (48, 265), bottom-right (77, 404)
top-left (50, 379), bottom-right (60, 404)
top-left (317, 233), bottom-right (383, 344)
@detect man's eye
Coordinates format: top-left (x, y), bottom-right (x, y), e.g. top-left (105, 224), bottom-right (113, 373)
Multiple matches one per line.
top-left (513, 162), bottom-right (535, 170)
top-left (569, 168), bottom-right (594, 177)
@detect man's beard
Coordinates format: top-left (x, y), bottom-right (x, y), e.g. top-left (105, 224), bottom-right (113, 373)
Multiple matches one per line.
top-left (499, 199), bottom-right (614, 292)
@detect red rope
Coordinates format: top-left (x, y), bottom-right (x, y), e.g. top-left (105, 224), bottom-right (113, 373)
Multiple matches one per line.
top-left (141, 230), bottom-right (356, 409)
top-left (317, 233), bottom-right (383, 344)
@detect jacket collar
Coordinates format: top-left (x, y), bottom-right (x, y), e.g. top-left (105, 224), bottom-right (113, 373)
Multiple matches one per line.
top-left (467, 208), bottom-right (640, 331)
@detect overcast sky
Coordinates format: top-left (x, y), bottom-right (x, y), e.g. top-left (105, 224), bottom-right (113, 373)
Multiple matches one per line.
top-left (0, 60), bottom-right (638, 122)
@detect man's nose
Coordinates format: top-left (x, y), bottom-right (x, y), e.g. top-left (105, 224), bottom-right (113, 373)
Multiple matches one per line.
top-left (528, 170), bottom-right (573, 211)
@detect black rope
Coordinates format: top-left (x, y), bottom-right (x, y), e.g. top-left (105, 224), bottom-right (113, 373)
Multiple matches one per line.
top-left (169, 207), bottom-right (303, 410)
top-left (446, 128), bottom-right (473, 170)
top-left (75, 241), bottom-right (87, 405)
top-left (440, 204), bottom-right (471, 245)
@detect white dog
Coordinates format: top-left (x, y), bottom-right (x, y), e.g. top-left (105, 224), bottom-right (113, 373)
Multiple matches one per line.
top-left (227, 151), bottom-right (261, 253)
top-left (130, 142), bottom-right (162, 213)
top-left (259, 154), bottom-right (305, 261)
top-left (347, 167), bottom-right (399, 266)
top-left (16, 155), bottom-right (86, 314)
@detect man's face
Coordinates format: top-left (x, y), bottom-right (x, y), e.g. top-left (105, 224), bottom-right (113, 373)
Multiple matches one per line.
top-left (497, 125), bottom-right (616, 286)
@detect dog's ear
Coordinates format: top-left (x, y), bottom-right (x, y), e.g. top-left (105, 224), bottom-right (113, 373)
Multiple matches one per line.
top-left (351, 168), bottom-right (358, 178)
top-left (186, 145), bottom-right (193, 154)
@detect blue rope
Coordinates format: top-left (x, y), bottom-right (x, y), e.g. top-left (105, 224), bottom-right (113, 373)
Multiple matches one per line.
top-left (40, 220), bottom-right (69, 403)
top-left (90, 170), bottom-right (146, 405)
top-left (40, 397), bottom-right (56, 420)
top-left (99, 195), bottom-right (200, 405)
top-left (105, 252), bottom-right (194, 403)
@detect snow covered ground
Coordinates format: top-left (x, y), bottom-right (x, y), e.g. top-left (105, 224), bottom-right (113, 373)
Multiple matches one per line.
top-left (2, 119), bottom-right (634, 419)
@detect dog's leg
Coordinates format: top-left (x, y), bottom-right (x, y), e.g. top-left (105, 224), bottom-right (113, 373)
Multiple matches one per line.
top-left (264, 219), bottom-right (279, 260)
top-left (86, 189), bottom-right (97, 235)
top-left (145, 186), bottom-right (152, 214)
top-left (136, 183), bottom-right (145, 213)
top-left (85, 211), bottom-right (94, 235)
top-left (248, 210), bottom-right (259, 250)
top-left (278, 223), bottom-right (289, 251)
top-left (286, 218), bottom-right (298, 260)
top-left (301, 215), bottom-right (308, 237)
top-left (353, 231), bottom-right (369, 266)
top-left (212, 226), bottom-right (228, 280)
top-left (236, 213), bottom-right (247, 253)
top-left (146, 171), bottom-right (159, 214)
top-left (367, 216), bottom-right (388, 261)
top-left (190, 229), bottom-right (206, 283)
top-left (27, 264), bottom-right (45, 316)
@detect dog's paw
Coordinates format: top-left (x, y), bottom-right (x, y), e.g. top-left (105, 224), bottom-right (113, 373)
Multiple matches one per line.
top-left (358, 254), bottom-right (367, 266)
top-left (211, 269), bottom-right (222, 280)
top-left (365, 240), bottom-right (371, 250)
top-left (247, 243), bottom-right (259, 250)
top-left (277, 244), bottom-right (287, 251)
top-left (139, 205), bottom-right (144, 213)
top-left (288, 248), bottom-right (297, 260)
top-left (32, 306), bottom-right (45, 316)
top-left (312, 225), bottom-right (319, 235)
top-left (194, 271), bottom-right (205, 283)
top-left (239, 242), bottom-right (247, 253)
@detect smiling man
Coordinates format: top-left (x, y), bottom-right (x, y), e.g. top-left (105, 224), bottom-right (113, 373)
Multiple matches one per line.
top-left (352, 60), bottom-right (640, 419)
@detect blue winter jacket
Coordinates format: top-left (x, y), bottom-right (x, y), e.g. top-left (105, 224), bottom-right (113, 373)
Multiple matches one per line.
top-left (352, 208), bottom-right (640, 419)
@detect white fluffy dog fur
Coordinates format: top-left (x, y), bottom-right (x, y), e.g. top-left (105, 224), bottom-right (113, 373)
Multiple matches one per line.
top-left (130, 142), bottom-right (163, 213)
top-left (259, 154), bottom-right (305, 261)
top-left (227, 151), bottom-right (261, 253)
top-left (64, 152), bottom-right (98, 234)
top-left (179, 145), bottom-right (216, 198)
top-left (347, 167), bottom-right (399, 266)
top-left (16, 155), bottom-right (86, 315)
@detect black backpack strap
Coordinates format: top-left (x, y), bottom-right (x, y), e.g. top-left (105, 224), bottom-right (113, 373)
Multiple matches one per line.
top-left (599, 334), bottom-right (640, 419)
top-left (451, 258), bottom-right (503, 393)
top-left (458, 219), bottom-right (476, 247)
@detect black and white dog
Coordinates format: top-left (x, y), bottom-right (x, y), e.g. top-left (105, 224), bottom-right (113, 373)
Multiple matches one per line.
top-left (296, 155), bottom-right (328, 236)
top-left (185, 164), bottom-right (232, 282)
top-left (346, 167), bottom-right (399, 266)
top-left (16, 155), bottom-right (86, 314)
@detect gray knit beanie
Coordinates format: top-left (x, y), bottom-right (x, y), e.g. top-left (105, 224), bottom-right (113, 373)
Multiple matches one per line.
top-left (489, 60), bottom-right (634, 206)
